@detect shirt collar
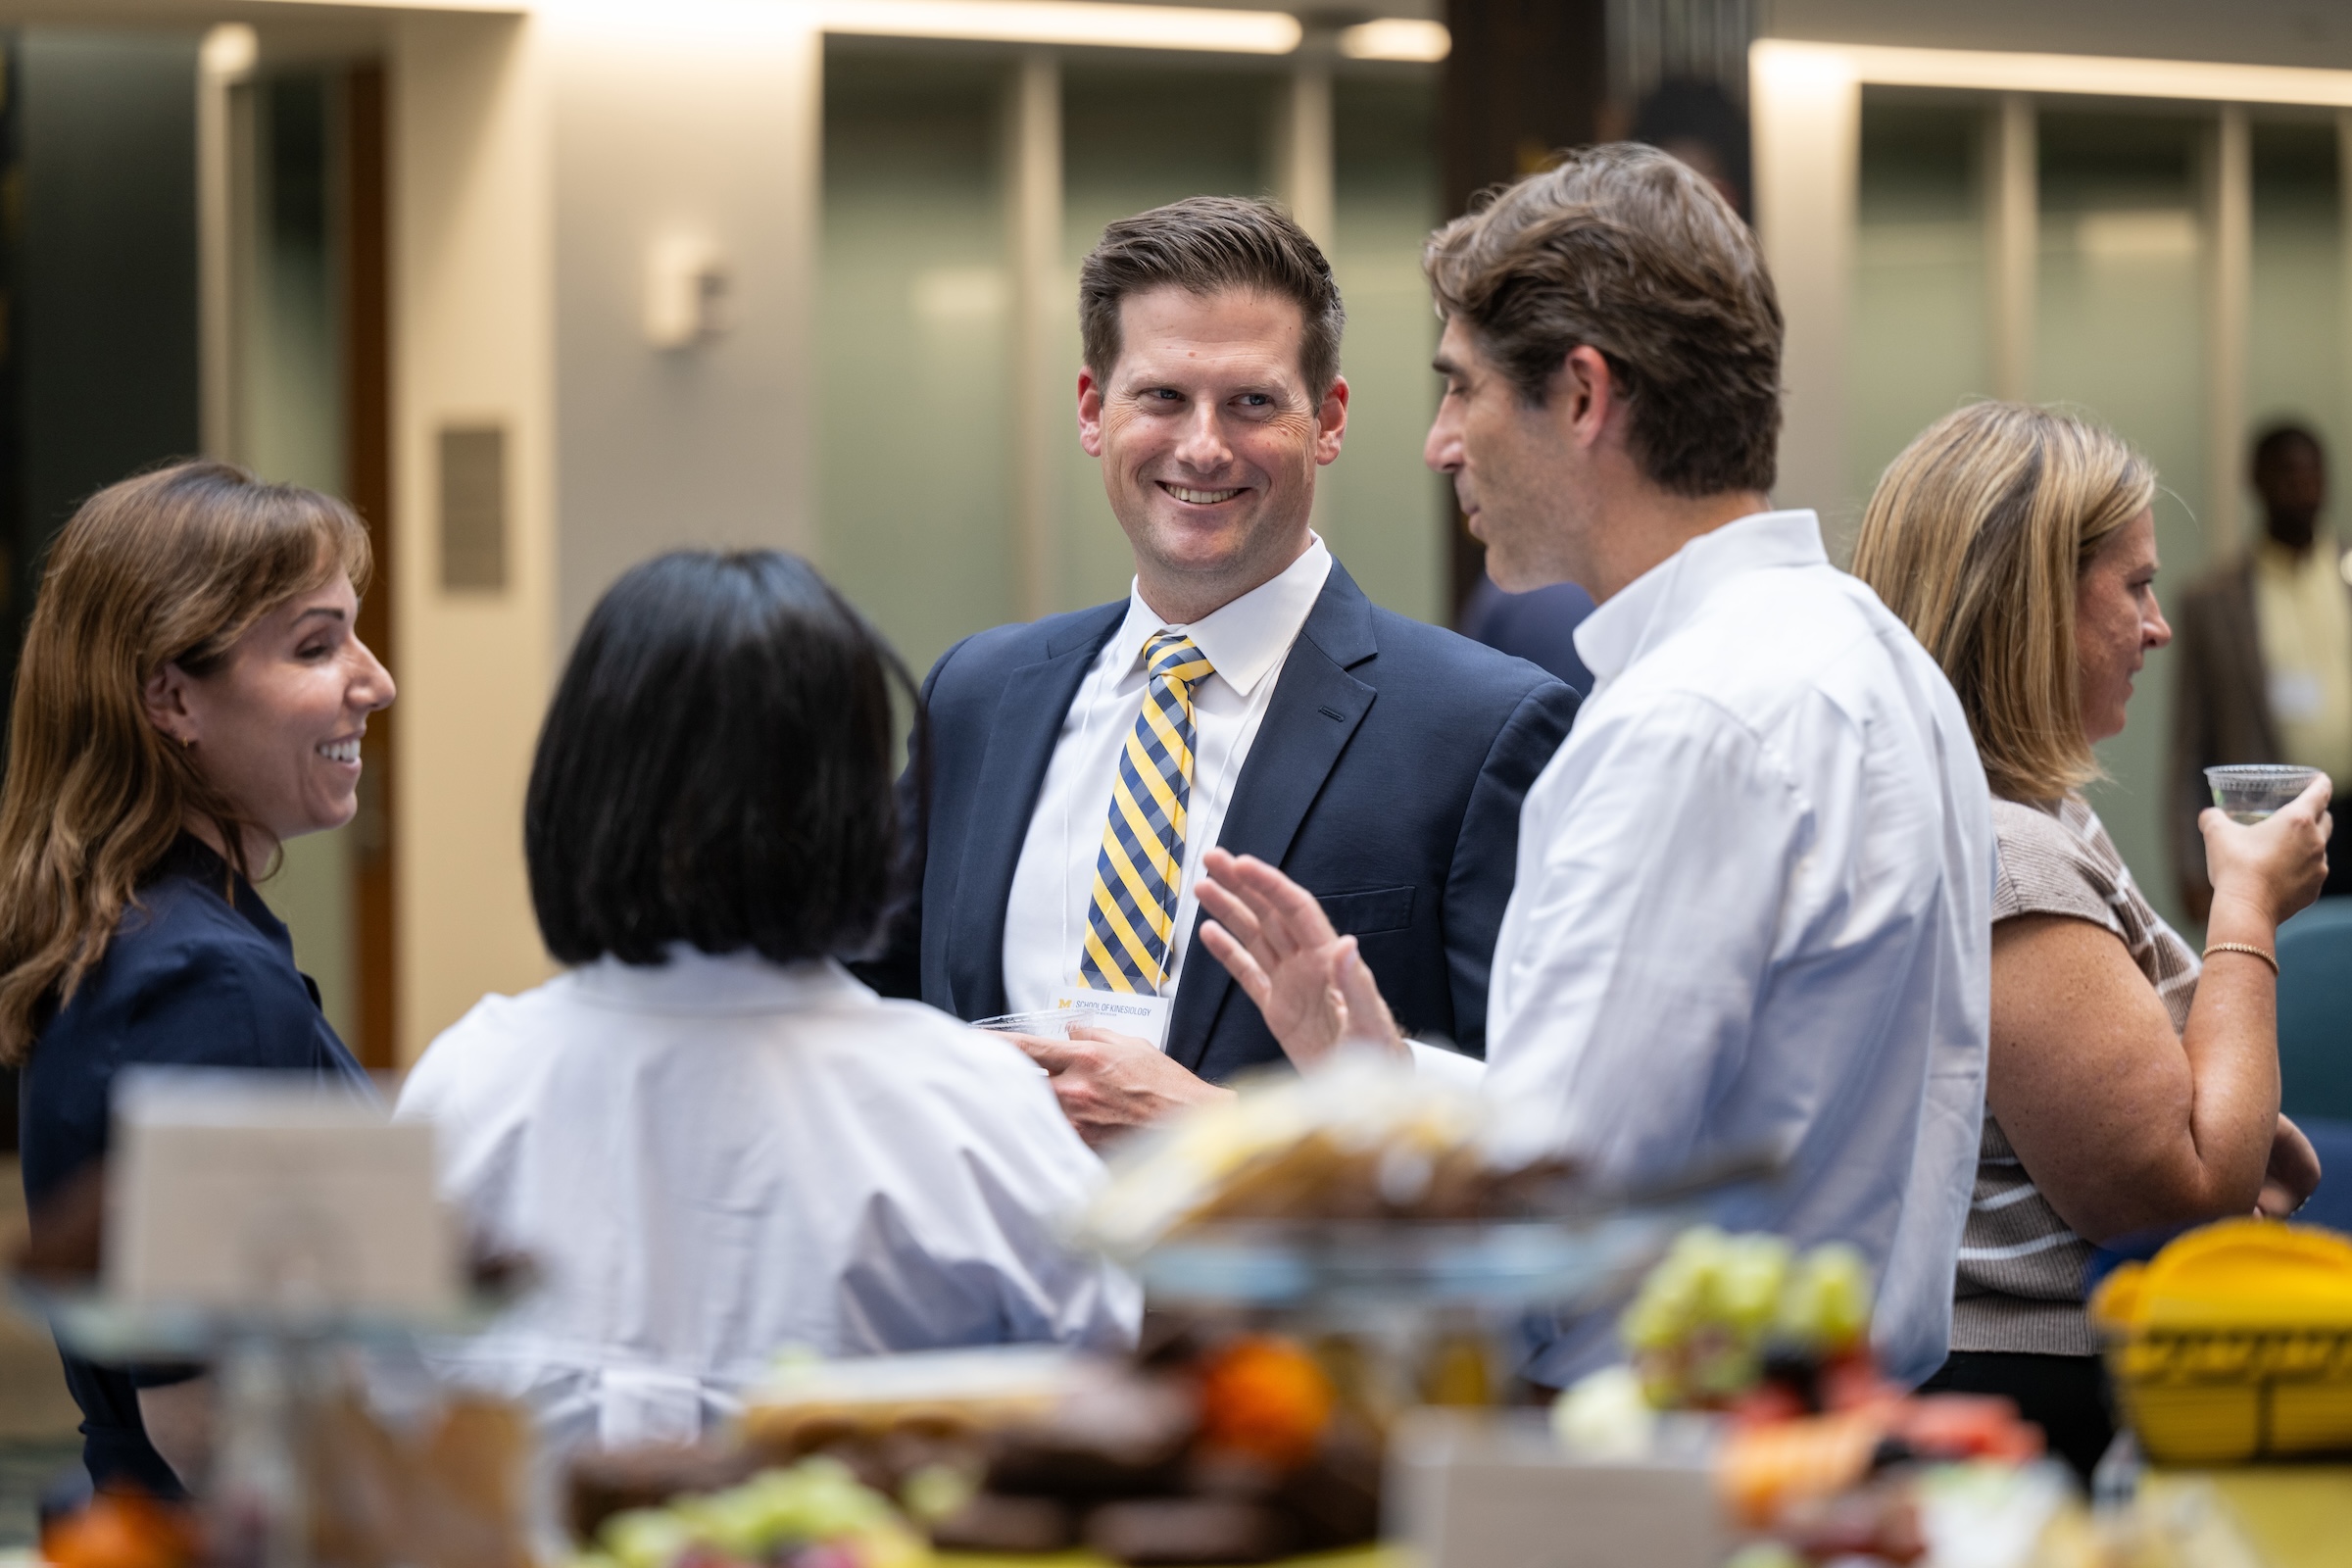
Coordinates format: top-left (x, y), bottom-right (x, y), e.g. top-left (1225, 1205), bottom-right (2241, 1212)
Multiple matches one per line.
top-left (1572, 510), bottom-right (1827, 686)
top-left (566, 947), bottom-right (875, 1014)
top-left (150, 832), bottom-right (292, 955)
top-left (2254, 533), bottom-right (2345, 582)
top-left (1112, 533), bottom-right (1333, 699)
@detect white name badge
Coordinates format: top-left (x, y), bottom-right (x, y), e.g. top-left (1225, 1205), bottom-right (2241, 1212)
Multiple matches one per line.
top-left (2271, 668), bottom-right (2325, 724)
top-left (1054, 987), bottom-right (1175, 1053)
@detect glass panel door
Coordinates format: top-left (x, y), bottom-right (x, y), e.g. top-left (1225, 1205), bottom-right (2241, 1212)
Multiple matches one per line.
top-left (818, 47), bottom-right (1014, 677)
top-left (1845, 95), bottom-right (1990, 560)
top-left (2036, 109), bottom-right (2210, 926)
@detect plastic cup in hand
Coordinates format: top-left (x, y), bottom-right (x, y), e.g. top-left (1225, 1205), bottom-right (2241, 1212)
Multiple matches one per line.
top-left (2205, 764), bottom-right (2325, 824)
top-left (971, 1007), bottom-right (1089, 1037)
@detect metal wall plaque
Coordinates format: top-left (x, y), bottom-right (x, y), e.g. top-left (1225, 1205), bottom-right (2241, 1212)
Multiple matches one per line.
top-left (438, 423), bottom-right (507, 591)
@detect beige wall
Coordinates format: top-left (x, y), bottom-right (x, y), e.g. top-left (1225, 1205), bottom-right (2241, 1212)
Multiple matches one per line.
top-left (385, 1), bottom-right (833, 1062)
top-left (1749, 41), bottom-right (1858, 535)
top-left (389, 8), bottom-right (558, 1064)
top-left (545, 3), bottom-right (820, 652)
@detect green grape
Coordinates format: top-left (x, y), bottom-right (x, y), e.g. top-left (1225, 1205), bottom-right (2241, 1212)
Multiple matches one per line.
top-left (1724, 1542), bottom-right (1807, 1568)
top-left (1621, 1229), bottom-right (1882, 1406)
top-left (1714, 1235), bottom-right (1791, 1334)
top-left (594, 1458), bottom-right (909, 1568)
top-left (603, 1508), bottom-right (699, 1568)
top-left (1772, 1243), bottom-right (1875, 1350)
top-left (1808, 1243), bottom-right (1874, 1347)
top-left (901, 1463), bottom-right (978, 1524)
top-left (688, 1485), bottom-right (784, 1558)
top-left (1620, 1227), bottom-right (1726, 1349)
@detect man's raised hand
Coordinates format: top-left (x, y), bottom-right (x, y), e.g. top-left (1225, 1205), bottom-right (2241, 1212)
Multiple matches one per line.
top-left (1195, 847), bottom-right (1404, 1070)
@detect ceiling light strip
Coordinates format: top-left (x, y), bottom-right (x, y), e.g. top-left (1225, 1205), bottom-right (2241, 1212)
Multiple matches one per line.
top-left (1338, 19), bottom-right (1450, 64)
top-left (816, 0), bottom-right (1303, 55)
top-left (1756, 38), bottom-right (2352, 109)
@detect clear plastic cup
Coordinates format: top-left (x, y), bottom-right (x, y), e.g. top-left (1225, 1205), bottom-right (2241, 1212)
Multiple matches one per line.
top-left (971, 1006), bottom-right (1092, 1037)
top-left (2205, 764), bottom-right (2325, 824)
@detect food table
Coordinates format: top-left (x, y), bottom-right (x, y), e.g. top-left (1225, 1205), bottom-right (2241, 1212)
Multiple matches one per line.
top-left (936, 1549), bottom-right (1398, 1568)
top-left (2149, 1468), bottom-right (2352, 1568)
top-left (944, 1481), bottom-right (2352, 1568)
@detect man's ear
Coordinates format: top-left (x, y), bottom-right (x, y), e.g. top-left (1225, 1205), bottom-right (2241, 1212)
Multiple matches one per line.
top-left (1314, 375), bottom-right (1349, 466)
top-left (1076, 367), bottom-right (1106, 458)
top-left (142, 662), bottom-right (198, 749)
top-left (1553, 344), bottom-right (1620, 451)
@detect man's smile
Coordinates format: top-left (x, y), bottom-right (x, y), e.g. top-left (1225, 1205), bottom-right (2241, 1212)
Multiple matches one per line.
top-left (1158, 481), bottom-right (1247, 506)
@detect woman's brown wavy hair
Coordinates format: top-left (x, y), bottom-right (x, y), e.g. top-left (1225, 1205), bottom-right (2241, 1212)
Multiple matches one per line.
top-left (1852, 402), bottom-right (2156, 804)
top-left (0, 462), bottom-right (371, 1064)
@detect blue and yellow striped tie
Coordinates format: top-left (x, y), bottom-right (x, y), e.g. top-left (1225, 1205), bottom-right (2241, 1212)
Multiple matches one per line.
top-left (1079, 631), bottom-right (1216, 995)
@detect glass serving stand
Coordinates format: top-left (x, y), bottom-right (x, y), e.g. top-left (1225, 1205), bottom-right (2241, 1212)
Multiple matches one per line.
top-left (1128, 1185), bottom-right (1734, 1415)
top-left (12, 1278), bottom-right (522, 1568)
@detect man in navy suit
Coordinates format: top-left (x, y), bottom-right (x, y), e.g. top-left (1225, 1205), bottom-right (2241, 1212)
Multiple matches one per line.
top-left (861, 197), bottom-right (1577, 1144)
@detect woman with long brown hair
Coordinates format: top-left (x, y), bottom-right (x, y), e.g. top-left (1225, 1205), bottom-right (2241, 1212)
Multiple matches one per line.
top-left (1852, 403), bottom-right (2328, 1477)
top-left (1, 462), bottom-right (394, 1497)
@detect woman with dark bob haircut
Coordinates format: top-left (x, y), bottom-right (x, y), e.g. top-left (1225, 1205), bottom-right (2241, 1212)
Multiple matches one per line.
top-left (398, 551), bottom-right (1136, 1453)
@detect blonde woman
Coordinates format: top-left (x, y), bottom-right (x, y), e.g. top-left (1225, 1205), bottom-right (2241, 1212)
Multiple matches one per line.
top-left (0, 463), bottom-right (392, 1495)
top-left (1852, 403), bottom-right (2329, 1476)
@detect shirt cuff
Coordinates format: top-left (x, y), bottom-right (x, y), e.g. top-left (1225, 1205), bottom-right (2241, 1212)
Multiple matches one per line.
top-left (1405, 1038), bottom-right (1486, 1089)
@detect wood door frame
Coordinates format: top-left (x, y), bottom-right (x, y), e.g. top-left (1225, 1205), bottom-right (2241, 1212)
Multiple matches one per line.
top-left (345, 61), bottom-right (397, 1071)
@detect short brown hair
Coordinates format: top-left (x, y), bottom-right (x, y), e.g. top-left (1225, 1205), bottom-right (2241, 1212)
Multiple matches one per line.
top-left (1079, 196), bottom-right (1345, 394)
top-left (1424, 142), bottom-right (1783, 496)
top-left (0, 461), bottom-right (371, 1062)
top-left (1850, 402), bottom-right (2156, 803)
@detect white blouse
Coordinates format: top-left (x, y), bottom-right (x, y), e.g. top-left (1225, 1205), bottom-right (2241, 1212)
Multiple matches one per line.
top-left (395, 950), bottom-right (1140, 1454)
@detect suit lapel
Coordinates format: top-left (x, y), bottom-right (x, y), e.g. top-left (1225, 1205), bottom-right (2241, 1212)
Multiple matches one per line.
top-left (945, 606), bottom-right (1125, 1019)
top-left (1167, 565), bottom-right (1379, 1073)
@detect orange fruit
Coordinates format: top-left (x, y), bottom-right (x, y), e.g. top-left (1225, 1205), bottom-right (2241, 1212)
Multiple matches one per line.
top-left (1197, 1337), bottom-right (1335, 1470)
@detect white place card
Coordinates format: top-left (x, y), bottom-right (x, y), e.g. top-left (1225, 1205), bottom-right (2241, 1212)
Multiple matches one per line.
top-left (105, 1069), bottom-right (460, 1316)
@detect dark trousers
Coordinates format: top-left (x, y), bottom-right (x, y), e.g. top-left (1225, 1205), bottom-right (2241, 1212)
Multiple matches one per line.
top-left (1918, 1350), bottom-right (2114, 1483)
top-left (2328, 802), bottom-right (2352, 899)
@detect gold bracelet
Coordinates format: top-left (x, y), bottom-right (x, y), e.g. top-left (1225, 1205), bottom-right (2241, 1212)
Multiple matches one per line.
top-left (2203, 941), bottom-right (2280, 977)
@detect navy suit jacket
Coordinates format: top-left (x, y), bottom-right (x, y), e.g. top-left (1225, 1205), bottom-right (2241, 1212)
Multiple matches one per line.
top-left (860, 562), bottom-right (1579, 1084)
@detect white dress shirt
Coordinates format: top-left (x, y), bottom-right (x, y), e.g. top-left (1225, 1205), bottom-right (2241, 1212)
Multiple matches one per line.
top-left (1001, 535), bottom-right (1334, 1024)
top-left (1481, 511), bottom-right (1992, 1389)
top-left (395, 950), bottom-right (1140, 1455)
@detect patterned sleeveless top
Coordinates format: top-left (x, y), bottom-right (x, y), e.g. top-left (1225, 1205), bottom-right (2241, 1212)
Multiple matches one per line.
top-left (1952, 794), bottom-right (2202, 1357)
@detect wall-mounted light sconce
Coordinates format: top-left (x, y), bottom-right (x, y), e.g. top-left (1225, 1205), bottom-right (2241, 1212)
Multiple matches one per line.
top-left (645, 234), bottom-right (730, 349)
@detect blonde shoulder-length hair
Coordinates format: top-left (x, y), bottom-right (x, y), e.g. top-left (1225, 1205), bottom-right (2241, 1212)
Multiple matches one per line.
top-left (1851, 401), bottom-right (2156, 804)
top-left (0, 462), bottom-right (371, 1064)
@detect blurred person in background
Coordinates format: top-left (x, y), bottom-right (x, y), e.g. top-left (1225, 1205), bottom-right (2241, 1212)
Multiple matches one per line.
top-left (0, 462), bottom-right (391, 1496)
top-left (859, 197), bottom-right (1578, 1144)
top-left (1854, 402), bottom-right (2328, 1479)
top-left (1631, 77), bottom-right (1751, 220)
top-left (397, 551), bottom-right (1137, 1457)
top-left (1193, 145), bottom-right (1991, 1396)
top-left (2173, 422), bottom-right (2352, 915)
top-left (1457, 577), bottom-right (1594, 696)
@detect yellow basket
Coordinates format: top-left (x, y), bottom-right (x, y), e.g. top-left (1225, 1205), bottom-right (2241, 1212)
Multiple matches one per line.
top-left (2091, 1220), bottom-right (2352, 1465)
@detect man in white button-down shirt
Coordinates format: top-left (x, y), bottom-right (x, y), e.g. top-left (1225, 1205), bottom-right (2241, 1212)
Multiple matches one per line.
top-left (1198, 145), bottom-right (1992, 1389)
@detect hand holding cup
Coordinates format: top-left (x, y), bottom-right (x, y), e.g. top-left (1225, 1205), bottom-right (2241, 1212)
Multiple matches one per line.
top-left (2199, 769), bottom-right (2331, 931)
